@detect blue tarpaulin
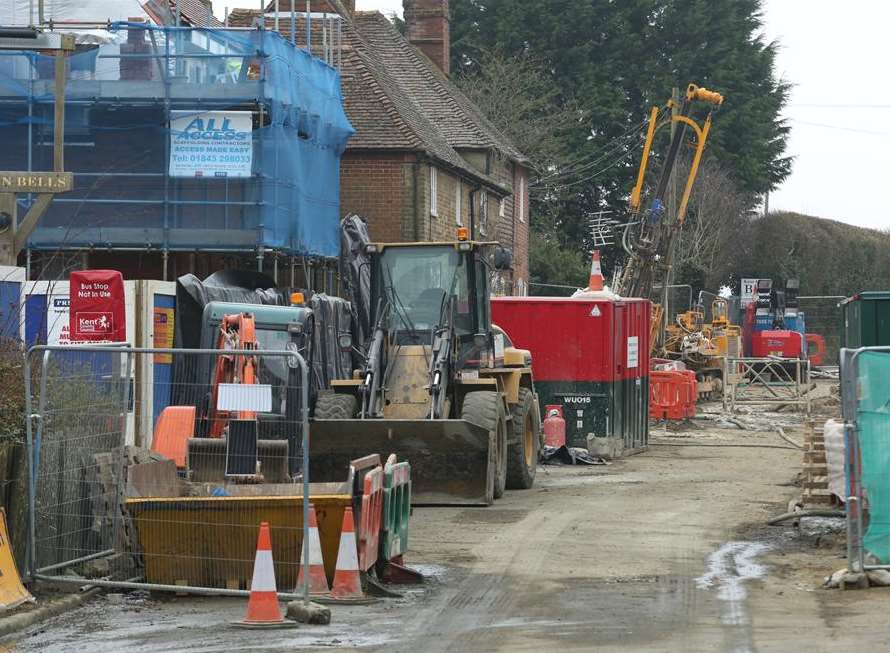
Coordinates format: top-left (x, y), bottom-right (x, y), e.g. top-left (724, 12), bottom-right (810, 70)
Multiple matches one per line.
top-left (0, 24), bottom-right (353, 257)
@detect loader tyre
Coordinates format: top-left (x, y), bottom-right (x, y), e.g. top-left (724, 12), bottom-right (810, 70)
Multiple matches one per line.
top-left (314, 393), bottom-right (358, 419)
top-left (461, 391), bottom-right (508, 500)
top-left (506, 387), bottom-right (540, 490)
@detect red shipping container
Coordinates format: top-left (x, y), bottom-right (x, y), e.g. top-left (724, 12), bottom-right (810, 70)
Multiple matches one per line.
top-left (491, 297), bottom-right (650, 451)
top-left (69, 270), bottom-right (126, 342)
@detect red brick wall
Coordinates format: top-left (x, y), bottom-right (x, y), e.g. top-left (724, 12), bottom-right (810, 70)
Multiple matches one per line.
top-left (340, 152), bottom-right (417, 242)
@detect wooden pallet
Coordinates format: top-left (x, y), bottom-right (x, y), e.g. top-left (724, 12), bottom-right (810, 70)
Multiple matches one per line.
top-left (802, 422), bottom-right (837, 506)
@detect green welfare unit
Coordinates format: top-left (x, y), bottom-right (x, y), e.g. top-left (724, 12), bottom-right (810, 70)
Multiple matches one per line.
top-left (840, 292), bottom-right (890, 349)
top-left (491, 296), bottom-right (650, 452)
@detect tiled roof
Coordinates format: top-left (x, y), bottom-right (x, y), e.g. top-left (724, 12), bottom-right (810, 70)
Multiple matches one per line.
top-left (225, 7), bottom-right (261, 27)
top-left (351, 12), bottom-right (526, 164)
top-left (169, 0), bottom-right (222, 26)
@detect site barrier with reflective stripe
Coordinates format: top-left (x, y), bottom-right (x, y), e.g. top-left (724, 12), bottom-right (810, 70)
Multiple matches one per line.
top-left (380, 457), bottom-right (411, 563)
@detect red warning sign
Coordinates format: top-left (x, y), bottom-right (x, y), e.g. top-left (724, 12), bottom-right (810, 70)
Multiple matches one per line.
top-left (69, 270), bottom-right (126, 342)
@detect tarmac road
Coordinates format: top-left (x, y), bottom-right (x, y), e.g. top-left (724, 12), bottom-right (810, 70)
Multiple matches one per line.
top-left (7, 422), bottom-right (890, 652)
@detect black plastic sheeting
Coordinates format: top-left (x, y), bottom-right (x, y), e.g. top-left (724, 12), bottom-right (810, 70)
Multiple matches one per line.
top-left (309, 293), bottom-right (353, 389)
top-left (339, 214), bottom-right (371, 350)
top-left (173, 270), bottom-right (354, 397)
top-left (540, 446), bottom-right (607, 465)
top-left (174, 270), bottom-right (290, 350)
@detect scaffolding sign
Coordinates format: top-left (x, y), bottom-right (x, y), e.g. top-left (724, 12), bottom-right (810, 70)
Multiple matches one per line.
top-left (169, 110), bottom-right (253, 178)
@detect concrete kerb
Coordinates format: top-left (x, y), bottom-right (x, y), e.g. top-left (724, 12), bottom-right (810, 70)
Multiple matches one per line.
top-left (0, 587), bottom-right (103, 639)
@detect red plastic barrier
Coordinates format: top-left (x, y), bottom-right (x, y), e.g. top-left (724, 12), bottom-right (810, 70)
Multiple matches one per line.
top-left (805, 333), bottom-right (826, 366)
top-left (649, 370), bottom-right (697, 420)
top-left (357, 466), bottom-right (383, 572)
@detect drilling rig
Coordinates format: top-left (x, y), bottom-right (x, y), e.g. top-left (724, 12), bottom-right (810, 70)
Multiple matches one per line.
top-left (613, 83), bottom-right (724, 352)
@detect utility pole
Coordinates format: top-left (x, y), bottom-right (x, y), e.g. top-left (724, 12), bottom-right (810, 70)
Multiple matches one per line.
top-left (0, 30), bottom-right (74, 267)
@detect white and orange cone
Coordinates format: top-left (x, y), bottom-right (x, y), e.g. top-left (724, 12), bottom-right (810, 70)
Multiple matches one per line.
top-left (233, 522), bottom-right (297, 629)
top-left (330, 507), bottom-right (363, 600)
top-left (587, 250), bottom-right (604, 291)
top-left (296, 503), bottom-right (330, 596)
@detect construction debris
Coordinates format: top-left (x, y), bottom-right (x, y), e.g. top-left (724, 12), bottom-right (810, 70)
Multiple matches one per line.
top-left (286, 600), bottom-right (331, 625)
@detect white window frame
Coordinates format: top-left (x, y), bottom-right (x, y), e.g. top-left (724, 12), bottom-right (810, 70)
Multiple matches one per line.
top-left (479, 192), bottom-right (488, 236)
top-left (518, 175), bottom-right (526, 223)
top-left (499, 197), bottom-right (506, 218)
top-left (430, 166), bottom-right (438, 217)
top-left (455, 180), bottom-right (462, 226)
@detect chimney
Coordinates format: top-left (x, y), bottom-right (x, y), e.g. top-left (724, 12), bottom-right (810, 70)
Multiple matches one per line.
top-left (403, 0), bottom-right (449, 75)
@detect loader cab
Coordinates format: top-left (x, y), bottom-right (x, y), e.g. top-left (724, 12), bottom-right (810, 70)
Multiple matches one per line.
top-left (370, 242), bottom-right (492, 355)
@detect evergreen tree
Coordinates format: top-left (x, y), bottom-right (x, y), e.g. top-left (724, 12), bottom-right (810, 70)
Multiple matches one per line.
top-left (452, 0), bottom-right (790, 267)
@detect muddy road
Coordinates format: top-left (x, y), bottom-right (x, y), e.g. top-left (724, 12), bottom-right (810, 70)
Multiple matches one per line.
top-left (8, 422), bottom-right (890, 652)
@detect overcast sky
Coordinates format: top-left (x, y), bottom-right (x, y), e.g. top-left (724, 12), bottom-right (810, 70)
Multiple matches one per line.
top-left (214, 0), bottom-right (888, 232)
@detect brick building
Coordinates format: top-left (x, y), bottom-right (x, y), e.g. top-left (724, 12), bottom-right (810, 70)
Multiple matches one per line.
top-left (231, 0), bottom-right (531, 294)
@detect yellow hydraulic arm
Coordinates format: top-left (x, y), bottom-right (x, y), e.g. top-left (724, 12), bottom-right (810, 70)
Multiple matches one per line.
top-left (615, 83), bottom-right (724, 350)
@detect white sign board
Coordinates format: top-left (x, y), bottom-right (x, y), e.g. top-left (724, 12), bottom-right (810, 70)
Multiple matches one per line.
top-left (47, 294), bottom-right (71, 346)
top-left (169, 110), bottom-right (253, 178)
top-left (627, 336), bottom-right (639, 369)
top-left (217, 384), bottom-right (273, 413)
top-left (740, 278), bottom-right (761, 307)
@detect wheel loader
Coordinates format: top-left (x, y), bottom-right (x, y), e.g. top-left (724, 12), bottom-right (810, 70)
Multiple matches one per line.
top-left (310, 232), bottom-right (542, 506)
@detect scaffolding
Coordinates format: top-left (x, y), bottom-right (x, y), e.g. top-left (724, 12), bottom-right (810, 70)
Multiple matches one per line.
top-left (0, 23), bottom-right (354, 275)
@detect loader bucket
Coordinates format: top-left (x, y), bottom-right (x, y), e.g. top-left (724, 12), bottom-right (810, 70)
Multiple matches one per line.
top-left (310, 419), bottom-right (494, 506)
top-left (186, 438), bottom-right (290, 483)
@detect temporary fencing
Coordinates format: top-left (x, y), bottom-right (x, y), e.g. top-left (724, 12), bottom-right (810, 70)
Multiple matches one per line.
top-left (357, 466), bottom-right (383, 572)
top-left (799, 296), bottom-right (845, 365)
top-left (380, 457), bottom-right (411, 563)
top-left (840, 347), bottom-right (890, 572)
top-left (649, 370), bottom-right (696, 420)
top-left (722, 356), bottom-right (810, 414)
top-left (25, 344), bottom-right (324, 601)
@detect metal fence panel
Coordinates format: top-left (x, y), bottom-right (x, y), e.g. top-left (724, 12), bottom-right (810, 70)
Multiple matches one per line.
top-left (722, 356), bottom-right (811, 414)
top-left (842, 347), bottom-right (890, 572)
top-left (26, 345), bottom-right (320, 600)
top-left (799, 296), bottom-right (844, 365)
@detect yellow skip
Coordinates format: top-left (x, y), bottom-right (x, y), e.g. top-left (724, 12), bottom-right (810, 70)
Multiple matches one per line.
top-left (0, 508), bottom-right (34, 611)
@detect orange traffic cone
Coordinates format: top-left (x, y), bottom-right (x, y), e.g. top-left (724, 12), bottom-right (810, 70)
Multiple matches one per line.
top-left (330, 507), bottom-right (363, 600)
top-left (233, 522), bottom-right (297, 629)
top-left (587, 250), bottom-right (604, 291)
top-left (296, 503), bottom-right (330, 596)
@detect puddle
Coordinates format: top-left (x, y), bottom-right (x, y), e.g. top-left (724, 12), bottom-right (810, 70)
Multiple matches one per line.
top-left (696, 541), bottom-right (770, 652)
top-left (406, 563), bottom-right (448, 580)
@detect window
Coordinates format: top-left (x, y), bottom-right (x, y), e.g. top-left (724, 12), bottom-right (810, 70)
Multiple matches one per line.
top-left (430, 166), bottom-right (438, 217)
top-left (518, 175), bottom-right (526, 223)
top-left (479, 192), bottom-right (488, 235)
top-left (455, 180), bottom-right (462, 226)
top-left (377, 246), bottom-right (471, 333)
top-left (499, 197), bottom-right (505, 218)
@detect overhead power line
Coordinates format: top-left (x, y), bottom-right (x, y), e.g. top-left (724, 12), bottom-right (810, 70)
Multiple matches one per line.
top-left (790, 118), bottom-right (890, 137)
top-left (532, 112), bottom-right (660, 186)
top-left (791, 103), bottom-right (890, 109)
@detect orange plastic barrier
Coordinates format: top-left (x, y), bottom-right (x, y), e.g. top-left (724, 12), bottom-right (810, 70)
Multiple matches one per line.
top-left (150, 406), bottom-right (195, 467)
top-left (806, 333), bottom-right (827, 366)
top-left (649, 370), bottom-right (697, 420)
